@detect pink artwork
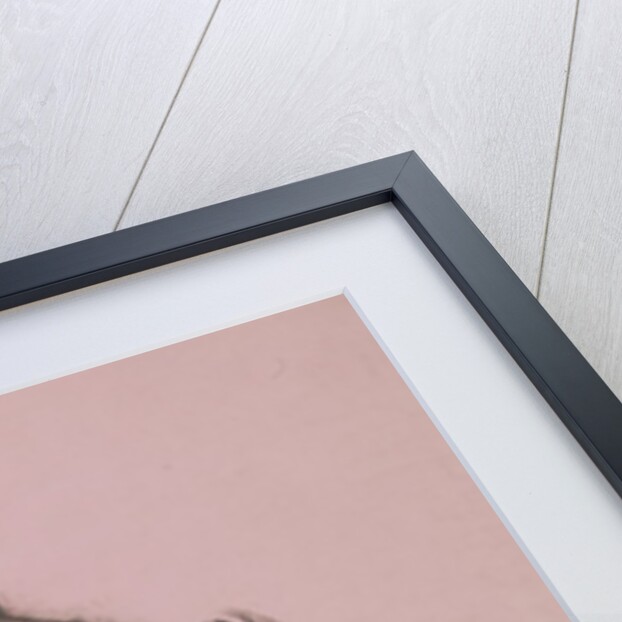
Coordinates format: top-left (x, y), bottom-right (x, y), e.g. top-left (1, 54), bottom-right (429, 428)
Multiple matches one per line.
top-left (0, 295), bottom-right (568, 622)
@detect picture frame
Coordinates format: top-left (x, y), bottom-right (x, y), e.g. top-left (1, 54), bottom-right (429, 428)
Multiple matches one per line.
top-left (1, 150), bottom-right (620, 500)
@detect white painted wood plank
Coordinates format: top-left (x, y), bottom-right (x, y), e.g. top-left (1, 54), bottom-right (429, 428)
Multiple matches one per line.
top-left (539, 1), bottom-right (622, 400)
top-left (119, 0), bottom-right (576, 291)
top-left (0, 0), bottom-right (218, 261)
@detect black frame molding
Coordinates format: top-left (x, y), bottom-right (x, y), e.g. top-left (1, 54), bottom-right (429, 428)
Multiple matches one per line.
top-left (1, 151), bottom-right (621, 497)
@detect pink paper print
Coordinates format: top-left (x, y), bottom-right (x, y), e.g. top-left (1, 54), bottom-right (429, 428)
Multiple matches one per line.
top-left (0, 295), bottom-right (569, 622)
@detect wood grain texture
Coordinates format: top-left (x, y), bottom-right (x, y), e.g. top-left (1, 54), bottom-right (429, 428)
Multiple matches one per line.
top-left (0, 0), bottom-right (218, 262)
top-left (539, 0), bottom-right (622, 400)
top-left (119, 0), bottom-right (576, 290)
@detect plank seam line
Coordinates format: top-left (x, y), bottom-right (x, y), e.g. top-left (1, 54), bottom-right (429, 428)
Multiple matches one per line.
top-left (113, 0), bottom-right (225, 231)
top-left (535, 0), bottom-right (581, 298)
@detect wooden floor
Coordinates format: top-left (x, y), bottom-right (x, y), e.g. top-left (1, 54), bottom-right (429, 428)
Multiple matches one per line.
top-left (1, 0), bottom-right (620, 400)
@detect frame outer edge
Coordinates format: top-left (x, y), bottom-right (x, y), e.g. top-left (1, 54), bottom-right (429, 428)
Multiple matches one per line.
top-left (0, 153), bottom-right (411, 311)
top-left (392, 151), bottom-right (622, 498)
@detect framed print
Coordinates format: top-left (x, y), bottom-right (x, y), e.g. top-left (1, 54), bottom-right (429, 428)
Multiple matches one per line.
top-left (1, 152), bottom-right (621, 622)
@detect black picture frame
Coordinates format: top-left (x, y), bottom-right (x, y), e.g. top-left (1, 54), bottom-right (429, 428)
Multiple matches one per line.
top-left (1, 150), bottom-right (621, 498)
